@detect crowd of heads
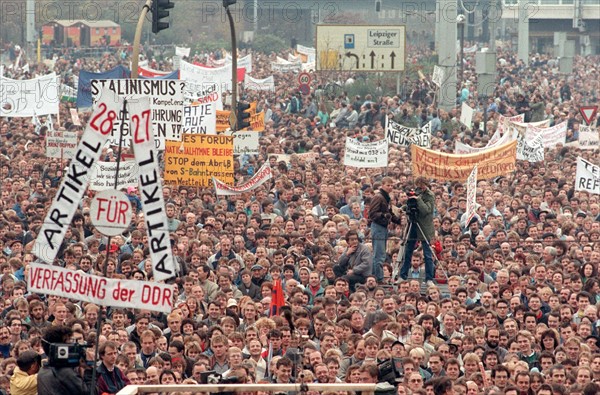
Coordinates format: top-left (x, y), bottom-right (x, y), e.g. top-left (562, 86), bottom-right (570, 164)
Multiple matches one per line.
top-left (0, 36), bottom-right (599, 395)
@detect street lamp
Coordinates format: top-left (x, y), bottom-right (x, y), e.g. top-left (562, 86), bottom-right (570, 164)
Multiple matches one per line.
top-left (457, 14), bottom-right (466, 88)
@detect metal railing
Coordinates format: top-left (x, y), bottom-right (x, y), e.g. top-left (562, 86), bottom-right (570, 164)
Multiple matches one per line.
top-left (117, 383), bottom-right (378, 395)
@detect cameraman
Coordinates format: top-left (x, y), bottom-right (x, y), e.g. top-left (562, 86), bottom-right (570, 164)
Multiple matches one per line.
top-left (399, 177), bottom-right (436, 286)
top-left (37, 326), bottom-right (93, 395)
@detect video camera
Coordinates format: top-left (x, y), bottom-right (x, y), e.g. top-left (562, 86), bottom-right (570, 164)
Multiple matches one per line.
top-left (47, 343), bottom-right (90, 368)
top-left (377, 357), bottom-right (405, 386)
top-left (406, 188), bottom-right (419, 222)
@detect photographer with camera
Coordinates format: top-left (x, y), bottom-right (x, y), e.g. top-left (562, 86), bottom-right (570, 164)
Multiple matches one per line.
top-left (399, 177), bottom-right (436, 287)
top-left (37, 326), bottom-right (93, 395)
top-left (369, 177), bottom-right (401, 283)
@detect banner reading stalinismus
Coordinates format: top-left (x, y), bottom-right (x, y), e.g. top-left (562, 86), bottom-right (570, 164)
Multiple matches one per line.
top-left (411, 140), bottom-right (517, 182)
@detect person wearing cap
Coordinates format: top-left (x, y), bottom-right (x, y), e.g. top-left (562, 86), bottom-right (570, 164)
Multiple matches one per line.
top-left (10, 350), bottom-right (40, 395)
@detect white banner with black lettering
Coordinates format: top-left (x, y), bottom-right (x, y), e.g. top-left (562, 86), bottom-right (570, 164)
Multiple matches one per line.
top-left (526, 121), bottom-right (567, 148)
top-left (0, 72), bottom-right (59, 117)
top-left (466, 165), bottom-right (478, 226)
top-left (344, 138), bottom-right (388, 168)
top-left (245, 75), bottom-right (275, 92)
top-left (516, 133), bottom-right (544, 162)
top-left (129, 97), bottom-right (176, 281)
top-left (91, 79), bottom-right (185, 149)
top-left (46, 129), bottom-right (78, 159)
top-left (226, 53), bottom-right (252, 73)
top-left (89, 161), bottom-right (139, 191)
top-left (175, 46), bottom-right (191, 57)
top-left (225, 130), bottom-right (260, 155)
top-left (577, 125), bottom-right (599, 149)
top-left (385, 117), bottom-right (431, 148)
top-left (432, 65), bottom-right (445, 87)
top-left (182, 103), bottom-right (216, 135)
top-left (575, 157), bottom-right (600, 195)
top-left (33, 88), bottom-right (122, 263)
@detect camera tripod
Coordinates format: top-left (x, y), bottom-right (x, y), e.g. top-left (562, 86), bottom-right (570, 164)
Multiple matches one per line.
top-left (392, 219), bottom-right (449, 285)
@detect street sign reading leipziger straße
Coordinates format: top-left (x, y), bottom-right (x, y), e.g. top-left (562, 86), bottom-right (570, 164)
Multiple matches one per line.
top-left (316, 25), bottom-right (406, 72)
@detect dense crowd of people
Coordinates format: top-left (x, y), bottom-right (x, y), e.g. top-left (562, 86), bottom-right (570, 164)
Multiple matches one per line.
top-left (0, 35), bottom-right (599, 395)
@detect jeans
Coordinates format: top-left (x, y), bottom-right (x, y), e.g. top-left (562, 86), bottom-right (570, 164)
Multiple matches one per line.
top-left (371, 222), bottom-right (388, 282)
top-left (400, 223), bottom-right (435, 282)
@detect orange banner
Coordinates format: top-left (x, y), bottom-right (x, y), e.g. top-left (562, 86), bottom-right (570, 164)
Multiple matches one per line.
top-left (411, 140), bottom-right (517, 182)
top-left (164, 134), bottom-right (234, 187)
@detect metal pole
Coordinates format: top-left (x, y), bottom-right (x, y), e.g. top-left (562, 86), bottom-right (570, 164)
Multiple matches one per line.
top-left (226, 5), bottom-right (238, 131)
top-left (459, 22), bottom-right (465, 88)
top-left (132, 0), bottom-right (153, 78)
top-left (90, 99), bottom-right (128, 391)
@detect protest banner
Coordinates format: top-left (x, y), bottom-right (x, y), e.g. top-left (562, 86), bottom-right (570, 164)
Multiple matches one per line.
top-left (33, 88), bottom-right (122, 264)
top-left (216, 110), bottom-right (231, 132)
top-left (175, 46), bottom-right (191, 57)
top-left (575, 157), bottom-right (600, 195)
top-left (46, 129), bottom-right (77, 159)
top-left (271, 56), bottom-right (302, 72)
top-left (164, 134), bottom-right (234, 187)
top-left (213, 163), bottom-right (272, 196)
top-left (248, 110), bottom-right (265, 132)
top-left (88, 161), bottom-right (139, 191)
top-left (90, 189), bottom-right (133, 236)
top-left (516, 133), bottom-right (544, 162)
top-left (296, 45), bottom-right (316, 63)
top-left (28, 263), bottom-right (173, 313)
top-left (386, 117), bottom-right (430, 148)
top-left (0, 72), bottom-right (59, 117)
top-left (90, 79), bottom-right (185, 149)
top-left (180, 60), bottom-right (244, 105)
top-left (226, 53), bottom-right (252, 73)
top-left (526, 121), bottom-right (567, 148)
top-left (455, 129), bottom-right (517, 154)
top-left (129, 97), bottom-right (176, 281)
top-left (344, 138), bottom-right (388, 168)
top-left (245, 75), bottom-right (275, 92)
top-left (411, 140), bottom-right (517, 182)
top-left (138, 65), bottom-right (179, 79)
top-left (465, 165), bottom-right (478, 226)
top-left (60, 83), bottom-right (77, 103)
top-left (70, 108), bottom-right (81, 126)
top-left (495, 113), bottom-right (525, 137)
top-left (225, 130), bottom-right (260, 155)
top-left (460, 102), bottom-right (474, 129)
top-left (77, 65), bottom-right (130, 108)
top-left (577, 125), bottom-right (599, 149)
top-left (182, 103), bottom-right (216, 135)
top-left (432, 65), bottom-right (445, 87)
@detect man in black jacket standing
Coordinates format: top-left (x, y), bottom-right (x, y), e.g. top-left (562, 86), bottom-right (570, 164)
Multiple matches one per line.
top-left (37, 326), bottom-right (93, 395)
top-left (334, 230), bottom-right (372, 291)
top-left (368, 177), bottom-right (401, 282)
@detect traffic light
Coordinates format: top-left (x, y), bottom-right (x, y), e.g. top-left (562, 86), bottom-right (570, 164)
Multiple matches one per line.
top-left (151, 0), bottom-right (174, 34)
top-left (223, 0), bottom-right (237, 7)
top-left (237, 102), bottom-right (251, 130)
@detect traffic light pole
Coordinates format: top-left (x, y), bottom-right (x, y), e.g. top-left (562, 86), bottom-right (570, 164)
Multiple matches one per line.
top-left (132, 0), bottom-right (153, 78)
top-left (226, 5), bottom-right (238, 131)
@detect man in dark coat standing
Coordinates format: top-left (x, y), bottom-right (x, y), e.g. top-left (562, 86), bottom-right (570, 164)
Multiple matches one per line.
top-left (400, 177), bottom-right (436, 286)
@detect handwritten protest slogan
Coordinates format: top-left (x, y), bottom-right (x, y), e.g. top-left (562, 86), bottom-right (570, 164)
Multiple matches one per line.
top-left (164, 134), bottom-right (234, 187)
top-left (225, 131), bottom-right (260, 155)
top-left (88, 161), bottom-right (139, 191)
top-left (575, 157), bottom-right (600, 195)
top-left (46, 130), bottom-right (78, 158)
top-left (516, 133), bottom-right (544, 162)
top-left (344, 138), bottom-right (388, 168)
top-left (213, 163), bottom-right (273, 195)
top-left (216, 110), bottom-right (231, 132)
top-left (577, 126), bottom-right (599, 149)
top-left (411, 140), bottom-right (517, 182)
top-left (28, 263), bottom-right (173, 313)
top-left (182, 104), bottom-right (216, 135)
top-left (386, 117), bottom-right (431, 148)
top-left (465, 165), bottom-right (478, 226)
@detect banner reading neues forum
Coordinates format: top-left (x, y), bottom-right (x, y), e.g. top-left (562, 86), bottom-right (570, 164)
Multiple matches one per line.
top-left (164, 134), bottom-right (234, 187)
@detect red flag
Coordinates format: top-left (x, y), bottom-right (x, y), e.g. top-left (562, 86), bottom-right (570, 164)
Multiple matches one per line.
top-left (269, 279), bottom-right (285, 317)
